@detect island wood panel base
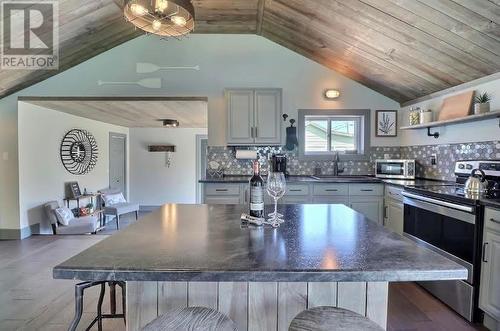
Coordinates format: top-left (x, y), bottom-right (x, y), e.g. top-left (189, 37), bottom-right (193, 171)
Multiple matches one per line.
top-left (127, 281), bottom-right (388, 331)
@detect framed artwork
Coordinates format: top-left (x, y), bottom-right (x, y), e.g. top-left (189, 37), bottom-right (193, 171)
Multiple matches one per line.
top-left (68, 181), bottom-right (82, 198)
top-left (376, 110), bottom-right (398, 137)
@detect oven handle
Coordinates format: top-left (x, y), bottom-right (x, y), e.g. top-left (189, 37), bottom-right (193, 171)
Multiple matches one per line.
top-left (402, 192), bottom-right (474, 213)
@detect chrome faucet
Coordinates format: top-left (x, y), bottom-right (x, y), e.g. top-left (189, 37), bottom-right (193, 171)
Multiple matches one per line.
top-left (333, 151), bottom-right (344, 176)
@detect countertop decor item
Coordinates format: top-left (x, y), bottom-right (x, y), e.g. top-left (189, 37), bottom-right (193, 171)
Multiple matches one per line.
top-left (438, 90), bottom-right (474, 121)
top-left (474, 91), bottom-right (491, 115)
top-left (419, 108), bottom-right (433, 124)
top-left (408, 106), bottom-right (421, 126)
top-left (60, 129), bottom-right (98, 175)
top-left (124, 0), bottom-right (195, 37)
top-left (376, 110), bottom-right (397, 137)
top-left (148, 145), bottom-right (176, 167)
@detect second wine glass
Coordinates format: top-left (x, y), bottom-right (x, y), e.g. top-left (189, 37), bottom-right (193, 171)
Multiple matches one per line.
top-left (266, 171), bottom-right (286, 226)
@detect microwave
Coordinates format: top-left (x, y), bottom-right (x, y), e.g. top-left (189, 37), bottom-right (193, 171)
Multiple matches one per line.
top-left (375, 159), bottom-right (416, 179)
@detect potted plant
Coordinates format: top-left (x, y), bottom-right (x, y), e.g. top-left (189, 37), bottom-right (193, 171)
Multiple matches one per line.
top-left (474, 92), bottom-right (492, 114)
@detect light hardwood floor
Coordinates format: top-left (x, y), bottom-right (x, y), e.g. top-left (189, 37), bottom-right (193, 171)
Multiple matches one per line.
top-left (0, 231), bottom-right (487, 331)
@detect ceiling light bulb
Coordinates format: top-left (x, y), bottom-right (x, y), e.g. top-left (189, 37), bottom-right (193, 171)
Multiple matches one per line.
top-left (152, 20), bottom-right (162, 31)
top-left (156, 0), bottom-right (168, 12)
top-left (130, 3), bottom-right (148, 16)
top-left (171, 15), bottom-right (187, 26)
top-left (325, 89), bottom-right (340, 99)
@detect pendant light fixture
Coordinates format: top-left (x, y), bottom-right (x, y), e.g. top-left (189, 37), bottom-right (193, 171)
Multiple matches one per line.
top-left (124, 0), bottom-right (195, 37)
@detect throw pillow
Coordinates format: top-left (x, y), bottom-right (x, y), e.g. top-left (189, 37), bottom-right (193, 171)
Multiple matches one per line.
top-left (54, 207), bottom-right (73, 226)
top-left (103, 193), bottom-right (127, 205)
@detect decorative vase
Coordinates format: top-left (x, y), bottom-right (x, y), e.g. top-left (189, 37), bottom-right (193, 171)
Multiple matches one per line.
top-left (474, 103), bottom-right (490, 115)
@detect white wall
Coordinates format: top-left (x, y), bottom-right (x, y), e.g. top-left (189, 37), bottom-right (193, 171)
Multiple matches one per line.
top-left (18, 102), bottom-right (129, 235)
top-left (0, 34), bottom-right (399, 233)
top-left (130, 128), bottom-right (207, 206)
top-left (400, 75), bottom-right (500, 146)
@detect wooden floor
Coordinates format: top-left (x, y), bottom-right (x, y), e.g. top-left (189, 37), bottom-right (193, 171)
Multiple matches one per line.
top-left (0, 225), bottom-right (487, 331)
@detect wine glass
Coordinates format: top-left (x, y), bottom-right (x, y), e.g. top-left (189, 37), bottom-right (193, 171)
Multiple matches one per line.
top-left (266, 172), bottom-right (286, 226)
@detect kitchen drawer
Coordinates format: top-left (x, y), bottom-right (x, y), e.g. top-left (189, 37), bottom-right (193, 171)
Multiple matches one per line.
top-left (349, 184), bottom-right (383, 196)
top-left (204, 196), bottom-right (240, 205)
top-left (286, 184), bottom-right (310, 196)
top-left (204, 184), bottom-right (240, 196)
top-left (313, 184), bottom-right (349, 196)
top-left (485, 208), bottom-right (500, 232)
top-left (385, 185), bottom-right (404, 201)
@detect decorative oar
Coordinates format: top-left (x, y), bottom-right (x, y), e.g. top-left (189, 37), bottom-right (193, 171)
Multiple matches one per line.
top-left (136, 62), bottom-right (200, 74)
top-left (97, 78), bottom-right (162, 89)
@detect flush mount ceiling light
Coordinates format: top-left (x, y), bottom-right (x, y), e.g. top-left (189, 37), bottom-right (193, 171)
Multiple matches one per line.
top-left (159, 119), bottom-right (180, 127)
top-left (324, 89), bottom-right (341, 100)
top-left (124, 0), bottom-right (195, 37)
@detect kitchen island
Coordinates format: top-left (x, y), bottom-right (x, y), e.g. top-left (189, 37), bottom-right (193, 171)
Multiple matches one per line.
top-left (54, 204), bottom-right (467, 331)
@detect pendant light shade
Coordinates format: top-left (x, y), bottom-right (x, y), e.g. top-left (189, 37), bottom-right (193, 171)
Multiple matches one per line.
top-left (124, 0), bottom-right (195, 37)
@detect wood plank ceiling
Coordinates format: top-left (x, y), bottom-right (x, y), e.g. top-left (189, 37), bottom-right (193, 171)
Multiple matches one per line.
top-left (1, 0), bottom-right (499, 104)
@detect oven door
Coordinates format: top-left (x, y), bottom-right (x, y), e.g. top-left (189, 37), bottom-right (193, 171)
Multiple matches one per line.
top-left (402, 192), bottom-right (475, 284)
top-left (376, 161), bottom-right (406, 179)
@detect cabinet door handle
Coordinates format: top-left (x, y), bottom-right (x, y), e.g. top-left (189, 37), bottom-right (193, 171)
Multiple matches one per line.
top-left (250, 127), bottom-right (254, 138)
top-left (361, 189), bottom-right (374, 192)
top-left (254, 127), bottom-right (258, 138)
top-left (384, 206), bottom-right (388, 219)
top-left (290, 189), bottom-right (302, 192)
top-left (482, 242), bottom-right (489, 263)
top-left (325, 189), bottom-right (338, 192)
top-left (215, 189), bottom-right (228, 192)
top-left (245, 190), bottom-right (248, 203)
top-left (490, 218), bottom-right (500, 225)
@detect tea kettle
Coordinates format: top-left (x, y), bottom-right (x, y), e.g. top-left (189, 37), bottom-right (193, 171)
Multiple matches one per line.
top-left (464, 169), bottom-right (489, 194)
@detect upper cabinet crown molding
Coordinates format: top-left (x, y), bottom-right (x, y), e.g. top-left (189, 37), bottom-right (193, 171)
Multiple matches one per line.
top-left (226, 88), bottom-right (282, 146)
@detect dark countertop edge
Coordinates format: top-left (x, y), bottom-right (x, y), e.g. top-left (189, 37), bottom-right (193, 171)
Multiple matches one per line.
top-left (53, 268), bottom-right (467, 283)
top-left (481, 199), bottom-right (500, 209)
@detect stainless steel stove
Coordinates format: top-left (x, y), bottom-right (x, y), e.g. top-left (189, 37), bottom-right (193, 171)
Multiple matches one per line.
top-left (402, 160), bottom-right (500, 322)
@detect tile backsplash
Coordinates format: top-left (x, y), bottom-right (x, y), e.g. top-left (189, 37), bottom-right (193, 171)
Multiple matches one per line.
top-left (207, 140), bottom-right (500, 181)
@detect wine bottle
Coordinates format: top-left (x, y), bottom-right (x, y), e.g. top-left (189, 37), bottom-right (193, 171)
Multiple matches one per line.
top-left (249, 160), bottom-right (264, 218)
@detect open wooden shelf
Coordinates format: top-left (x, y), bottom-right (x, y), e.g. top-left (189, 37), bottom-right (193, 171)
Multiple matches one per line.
top-left (400, 110), bottom-right (500, 130)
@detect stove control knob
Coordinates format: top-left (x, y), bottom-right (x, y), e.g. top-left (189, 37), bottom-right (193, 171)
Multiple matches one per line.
top-left (458, 164), bottom-right (465, 169)
top-left (466, 164), bottom-right (473, 170)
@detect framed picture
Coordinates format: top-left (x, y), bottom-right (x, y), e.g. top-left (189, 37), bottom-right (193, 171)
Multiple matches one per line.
top-left (67, 181), bottom-right (82, 198)
top-left (376, 110), bottom-right (398, 137)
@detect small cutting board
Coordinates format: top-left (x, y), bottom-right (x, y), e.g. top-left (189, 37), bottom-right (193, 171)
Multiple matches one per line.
top-left (438, 91), bottom-right (474, 121)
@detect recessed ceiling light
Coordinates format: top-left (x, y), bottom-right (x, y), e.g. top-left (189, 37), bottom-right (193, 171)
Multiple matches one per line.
top-left (324, 89), bottom-right (340, 99)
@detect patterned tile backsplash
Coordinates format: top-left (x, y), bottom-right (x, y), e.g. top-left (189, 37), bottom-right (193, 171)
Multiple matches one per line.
top-left (207, 140), bottom-right (500, 181)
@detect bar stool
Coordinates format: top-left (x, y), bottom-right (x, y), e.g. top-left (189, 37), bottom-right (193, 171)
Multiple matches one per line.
top-left (289, 306), bottom-right (383, 331)
top-left (142, 307), bottom-right (238, 331)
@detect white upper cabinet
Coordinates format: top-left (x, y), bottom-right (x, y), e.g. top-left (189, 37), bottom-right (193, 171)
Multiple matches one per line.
top-left (226, 89), bottom-right (282, 145)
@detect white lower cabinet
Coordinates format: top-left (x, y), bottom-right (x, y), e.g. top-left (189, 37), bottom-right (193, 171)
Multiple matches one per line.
top-left (479, 208), bottom-right (500, 321)
top-left (385, 200), bottom-right (404, 234)
top-left (202, 183), bottom-right (384, 224)
top-left (383, 185), bottom-right (404, 234)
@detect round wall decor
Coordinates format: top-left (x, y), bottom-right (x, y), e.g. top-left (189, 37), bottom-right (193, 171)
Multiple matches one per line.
top-left (60, 129), bottom-right (98, 175)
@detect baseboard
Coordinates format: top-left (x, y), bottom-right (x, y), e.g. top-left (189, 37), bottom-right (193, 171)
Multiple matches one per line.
top-left (140, 205), bottom-right (160, 212)
top-left (0, 224), bottom-right (40, 240)
top-left (483, 313), bottom-right (499, 331)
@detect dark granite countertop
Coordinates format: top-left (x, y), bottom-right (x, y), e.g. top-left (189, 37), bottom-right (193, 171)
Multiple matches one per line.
top-left (54, 204), bottom-right (467, 282)
top-left (200, 175), bottom-right (446, 187)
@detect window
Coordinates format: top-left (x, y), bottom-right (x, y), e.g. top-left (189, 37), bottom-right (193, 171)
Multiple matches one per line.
top-left (299, 109), bottom-right (371, 161)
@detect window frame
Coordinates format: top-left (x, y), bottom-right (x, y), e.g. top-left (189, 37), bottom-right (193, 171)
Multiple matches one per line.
top-left (298, 109), bottom-right (371, 161)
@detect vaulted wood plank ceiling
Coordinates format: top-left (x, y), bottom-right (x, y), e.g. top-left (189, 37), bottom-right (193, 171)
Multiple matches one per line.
top-left (1, 0), bottom-right (499, 104)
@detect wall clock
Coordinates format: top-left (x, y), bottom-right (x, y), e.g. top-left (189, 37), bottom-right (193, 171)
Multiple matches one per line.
top-left (60, 129), bottom-right (98, 175)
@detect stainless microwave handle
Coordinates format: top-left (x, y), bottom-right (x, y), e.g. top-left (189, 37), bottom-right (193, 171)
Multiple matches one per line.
top-left (402, 192), bottom-right (474, 213)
